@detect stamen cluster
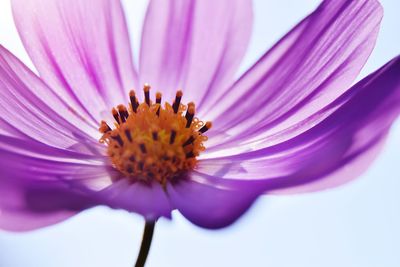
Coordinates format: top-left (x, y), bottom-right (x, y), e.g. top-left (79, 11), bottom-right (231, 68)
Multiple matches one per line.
top-left (99, 84), bottom-right (211, 185)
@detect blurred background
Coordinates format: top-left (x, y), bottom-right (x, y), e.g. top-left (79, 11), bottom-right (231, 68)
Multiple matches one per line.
top-left (0, 0), bottom-right (399, 266)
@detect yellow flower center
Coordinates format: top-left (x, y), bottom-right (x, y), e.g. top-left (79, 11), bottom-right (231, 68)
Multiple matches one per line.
top-left (99, 84), bottom-right (211, 185)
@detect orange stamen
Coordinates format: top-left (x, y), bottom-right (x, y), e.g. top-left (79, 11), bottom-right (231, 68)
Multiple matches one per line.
top-left (99, 84), bottom-right (210, 184)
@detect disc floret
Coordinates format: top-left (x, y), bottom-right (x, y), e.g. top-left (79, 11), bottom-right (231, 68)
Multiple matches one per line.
top-left (99, 85), bottom-right (211, 185)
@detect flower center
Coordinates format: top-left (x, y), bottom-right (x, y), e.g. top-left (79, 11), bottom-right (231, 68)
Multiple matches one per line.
top-left (99, 84), bottom-right (211, 185)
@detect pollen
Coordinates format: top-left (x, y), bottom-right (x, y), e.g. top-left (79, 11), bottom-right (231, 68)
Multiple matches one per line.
top-left (99, 85), bottom-right (211, 185)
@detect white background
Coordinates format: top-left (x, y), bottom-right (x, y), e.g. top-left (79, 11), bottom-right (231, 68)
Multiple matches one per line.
top-left (0, 0), bottom-right (399, 266)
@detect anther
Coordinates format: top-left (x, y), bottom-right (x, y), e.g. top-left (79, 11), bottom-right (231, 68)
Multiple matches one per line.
top-left (129, 90), bottom-right (139, 113)
top-left (156, 92), bottom-right (162, 116)
top-left (144, 84), bottom-right (151, 106)
top-left (156, 92), bottom-right (162, 104)
top-left (186, 151), bottom-right (195, 158)
top-left (112, 108), bottom-right (120, 124)
top-left (199, 121), bottom-right (212, 134)
top-left (182, 135), bottom-right (195, 147)
top-left (125, 129), bottom-right (132, 142)
top-left (185, 103), bottom-right (195, 128)
top-left (152, 131), bottom-right (158, 141)
top-left (99, 120), bottom-right (111, 133)
top-left (170, 129), bottom-right (177, 144)
top-left (139, 143), bottom-right (147, 153)
top-left (172, 90), bottom-right (183, 113)
top-left (138, 162), bottom-right (144, 171)
top-left (117, 105), bottom-right (128, 123)
top-left (111, 135), bottom-right (124, 146)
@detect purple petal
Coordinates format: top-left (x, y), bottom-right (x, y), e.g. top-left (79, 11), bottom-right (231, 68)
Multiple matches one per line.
top-left (275, 134), bottom-right (388, 194)
top-left (0, 137), bottom-right (112, 231)
top-left (0, 135), bottom-right (172, 222)
top-left (168, 173), bottom-right (265, 229)
top-left (0, 136), bottom-right (112, 190)
top-left (139, 0), bottom-right (252, 104)
top-left (0, 46), bottom-right (103, 152)
top-left (0, 133), bottom-right (171, 230)
top-left (0, 209), bottom-right (76, 232)
top-left (0, 174), bottom-right (97, 232)
top-left (96, 179), bottom-right (173, 221)
top-left (205, 0), bottom-right (383, 153)
top-left (11, 0), bottom-right (138, 123)
top-left (198, 56), bottom-right (400, 193)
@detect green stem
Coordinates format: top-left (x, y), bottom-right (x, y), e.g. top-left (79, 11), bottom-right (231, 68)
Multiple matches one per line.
top-left (134, 220), bottom-right (156, 267)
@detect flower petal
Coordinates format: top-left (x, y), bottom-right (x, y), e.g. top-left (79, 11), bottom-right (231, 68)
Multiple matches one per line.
top-left (96, 179), bottom-right (173, 221)
top-left (205, 0), bottom-right (383, 153)
top-left (0, 45), bottom-right (102, 152)
top-left (0, 176), bottom-right (95, 231)
top-left (0, 208), bottom-right (76, 232)
top-left (0, 137), bottom-right (173, 229)
top-left (0, 137), bottom-right (111, 231)
top-left (168, 174), bottom-right (265, 229)
top-left (198, 56), bottom-right (400, 193)
top-left (11, 0), bottom-right (138, 122)
top-left (139, 0), bottom-right (252, 104)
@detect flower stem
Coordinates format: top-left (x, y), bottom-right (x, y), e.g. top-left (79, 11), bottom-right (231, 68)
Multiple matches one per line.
top-left (134, 220), bottom-right (156, 267)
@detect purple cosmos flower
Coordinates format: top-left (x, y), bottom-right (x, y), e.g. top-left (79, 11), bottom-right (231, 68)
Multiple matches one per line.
top-left (1, 0), bottom-right (400, 265)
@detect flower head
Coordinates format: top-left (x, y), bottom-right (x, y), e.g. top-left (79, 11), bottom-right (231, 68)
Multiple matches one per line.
top-left (0, 0), bottom-right (400, 232)
top-left (99, 86), bottom-right (211, 184)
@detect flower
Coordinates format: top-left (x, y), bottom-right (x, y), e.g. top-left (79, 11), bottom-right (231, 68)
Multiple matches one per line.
top-left (0, 0), bottom-right (399, 232)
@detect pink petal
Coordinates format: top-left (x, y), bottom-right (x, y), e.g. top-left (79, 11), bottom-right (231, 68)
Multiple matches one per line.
top-left (0, 136), bottom-right (111, 231)
top-left (0, 209), bottom-right (76, 232)
top-left (205, 0), bottom-right (383, 154)
top-left (167, 174), bottom-right (264, 229)
top-left (198, 56), bottom-right (400, 193)
top-left (0, 45), bottom-right (102, 151)
top-left (0, 132), bottom-right (173, 229)
top-left (96, 179), bottom-right (173, 221)
top-left (11, 0), bottom-right (138, 123)
top-left (139, 0), bottom-right (252, 104)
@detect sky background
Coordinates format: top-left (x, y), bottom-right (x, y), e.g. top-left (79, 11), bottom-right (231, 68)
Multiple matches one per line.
top-left (0, 0), bottom-right (399, 266)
